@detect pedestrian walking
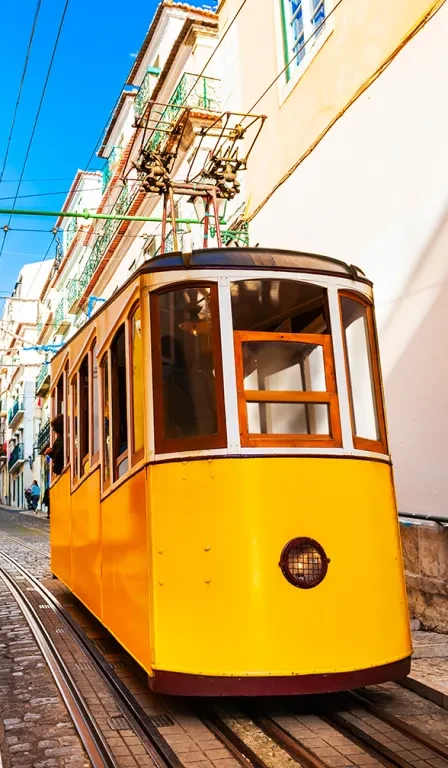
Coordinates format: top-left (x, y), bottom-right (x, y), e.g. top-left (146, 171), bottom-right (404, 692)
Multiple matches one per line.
top-left (30, 480), bottom-right (40, 513)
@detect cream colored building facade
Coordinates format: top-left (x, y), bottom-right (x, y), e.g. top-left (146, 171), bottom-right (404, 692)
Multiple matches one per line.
top-left (218, 0), bottom-right (448, 516)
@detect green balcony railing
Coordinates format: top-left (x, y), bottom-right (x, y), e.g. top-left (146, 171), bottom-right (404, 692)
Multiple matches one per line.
top-left (78, 182), bottom-right (139, 298)
top-left (8, 442), bottom-right (24, 472)
top-left (165, 230), bottom-right (185, 253)
top-left (148, 73), bottom-right (221, 154)
top-left (54, 298), bottom-right (67, 329)
top-left (102, 146), bottom-right (123, 193)
top-left (134, 67), bottom-right (161, 118)
top-left (67, 277), bottom-right (79, 308)
top-left (66, 218), bottom-right (77, 252)
top-left (8, 400), bottom-right (24, 426)
top-left (35, 363), bottom-right (50, 396)
top-left (36, 420), bottom-right (51, 454)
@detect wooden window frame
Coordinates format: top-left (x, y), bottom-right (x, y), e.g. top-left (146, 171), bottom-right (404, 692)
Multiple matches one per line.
top-left (79, 354), bottom-right (90, 477)
top-left (111, 324), bottom-right (129, 481)
top-left (339, 290), bottom-right (388, 455)
top-left (89, 340), bottom-right (99, 467)
top-left (70, 375), bottom-right (80, 484)
top-left (128, 303), bottom-right (145, 466)
top-left (100, 352), bottom-right (112, 491)
top-left (150, 282), bottom-right (227, 455)
top-left (234, 330), bottom-right (342, 449)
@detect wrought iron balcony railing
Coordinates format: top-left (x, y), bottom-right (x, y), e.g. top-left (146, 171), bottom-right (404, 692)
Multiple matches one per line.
top-left (148, 73), bottom-right (221, 154)
top-left (36, 420), bottom-right (51, 455)
top-left (165, 231), bottom-right (185, 253)
top-left (134, 67), bottom-right (161, 118)
top-left (35, 363), bottom-right (50, 396)
top-left (67, 277), bottom-right (79, 310)
top-left (102, 146), bottom-right (123, 192)
top-left (77, 182), bottom-right (139, 300)
top-left (8, 400), bottom-right (24, 426)
top-left (8, 442), bottom-right (24, 472)
top-left (66, 218), bottom-right (77, 252)
top-left (54, 298), bottom-right (67, 329)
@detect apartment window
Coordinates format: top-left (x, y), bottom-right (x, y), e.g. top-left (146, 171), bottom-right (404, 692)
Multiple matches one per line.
top-left (281, 0), bottom-right (326, 75)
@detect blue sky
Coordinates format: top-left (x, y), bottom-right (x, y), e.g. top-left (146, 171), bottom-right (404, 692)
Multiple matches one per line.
top-left (0, 0), bottom-right (213, 294)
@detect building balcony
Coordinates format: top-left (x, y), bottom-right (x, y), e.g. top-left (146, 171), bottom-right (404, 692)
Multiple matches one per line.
top-left (77, 182), bottom-right (139, 301)
top-left (134, 66), bottom-right (161, 119)
top-left (0, 442), bottom-right (7, 463)
top-left (8, 442), bottom-right (24, 473)
top-left (67, 277), bottom-right (80, 313)
top-left (148, 73), bottom-right (221, 155)
top-left (66, 218), bottom-right (78, 253)
top-left (0, 400), bottom-right (7, 417)
top-left (35, 363), bottom-right (51, 396)
top-left (102, 146), bottom-right (123, 193)
top-left (8, 400), bottom-right (24, 430)
top-left (36, 420), bottom-right (50, 455)
top-left (54, 298), bottom-right (70, 334)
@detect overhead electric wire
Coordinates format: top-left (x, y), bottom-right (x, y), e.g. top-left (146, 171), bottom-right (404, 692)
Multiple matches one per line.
top-left (0, 0), bottom-right (71, 262)
top-left (0, 0), bottom-right (43, 184)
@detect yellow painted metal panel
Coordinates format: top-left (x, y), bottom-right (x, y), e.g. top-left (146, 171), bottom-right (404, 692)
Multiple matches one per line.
top-left (101, 468), bottom-right (151, 669)
top-left (50, 469), bottom-right (72, 586)
top-left (71, 469), bottom-right (102, 619)
top-left (150, 457), bottom-right (411, 677)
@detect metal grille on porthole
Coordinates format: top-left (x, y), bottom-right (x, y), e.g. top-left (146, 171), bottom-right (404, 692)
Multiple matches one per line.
top-left (279, 537), bottom-right (329, 588)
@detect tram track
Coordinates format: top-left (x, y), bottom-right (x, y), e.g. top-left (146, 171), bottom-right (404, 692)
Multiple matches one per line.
top-left (0, 529), bottom-right (50, 557)
top-left (0, 550), bottom-right (184, 768)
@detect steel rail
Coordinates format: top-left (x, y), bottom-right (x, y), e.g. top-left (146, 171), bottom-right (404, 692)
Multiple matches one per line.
top-left (0, 565), bottom-right (118, 768)
top-left (247, 712), bottom-right (327, 768)
top-left (322, 711), bottom-right (419, 768)
top-left (0, 550), bottom-right (183, 768)
top-left (0, 530), bottom-right (50, 558)
top-left (342, 690), bottom-right (448, 761)
top-left (195, 709), bottom-right (273, 768)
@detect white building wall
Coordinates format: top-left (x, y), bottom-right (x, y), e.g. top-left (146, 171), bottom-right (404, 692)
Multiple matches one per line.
top-left (249, 3), bottom-right (448, 516)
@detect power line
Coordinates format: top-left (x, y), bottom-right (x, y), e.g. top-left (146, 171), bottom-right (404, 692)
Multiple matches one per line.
top-left (0, 177), bottom-right (79, 184)
top-left (0, 181), bottom-right (124, 203)
top-left (0, 0), bottom-right (71, 263)
top-left (0, 0), bottom-right (43, 184)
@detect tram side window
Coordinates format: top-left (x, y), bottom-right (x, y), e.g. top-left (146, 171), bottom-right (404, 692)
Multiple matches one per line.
top-left (151, 284), bottom-right (226, 453)
top-left (79, 355), bottom-right (89, 477)
top-left (111, 325), bottom-right (128, 478)
top-left (130, 306), bottom-right (144, 462)
top-left (340, 294), bottom-right (386, 451)
top-left (231, 279), bottom-right (340, 446)
top-left (101, 355), bottom-right (111, 488)
top-left (92, 342), bottom-right (99, 462)
top-left (72, 379), bottom-right (79, 480)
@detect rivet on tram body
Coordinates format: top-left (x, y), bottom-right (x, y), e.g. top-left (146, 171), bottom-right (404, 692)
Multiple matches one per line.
top-left (158, 549), bottom-right (163, 555)
top-left (208, 459), bottom-right (212, 464)
top-left (204, 578), bottom-right (211, 584)
top-left (204, 545), bottom-right (210, 552)
top-left (183, 460), bottom-right (187, 465)
top-left (159, 580), bottom-right (164, 586)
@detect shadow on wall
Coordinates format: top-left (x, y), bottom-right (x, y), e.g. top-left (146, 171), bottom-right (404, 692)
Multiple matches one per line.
top-left (378, 205), bottom-right (448, 519)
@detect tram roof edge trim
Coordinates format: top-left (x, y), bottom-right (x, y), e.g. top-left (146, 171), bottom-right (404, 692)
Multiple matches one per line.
top-left (142, 247), bottom-right (370, 282)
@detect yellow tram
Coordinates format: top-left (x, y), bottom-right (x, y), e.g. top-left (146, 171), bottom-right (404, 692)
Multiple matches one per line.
top-left (49, 247), bottom-right (412, 695)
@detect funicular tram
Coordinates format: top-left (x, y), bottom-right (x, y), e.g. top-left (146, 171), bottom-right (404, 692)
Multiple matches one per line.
top-left (49, 246), bottom-right (412, 695)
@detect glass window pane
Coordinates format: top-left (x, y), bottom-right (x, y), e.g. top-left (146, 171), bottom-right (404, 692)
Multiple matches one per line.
top-left (131, 307), bottom-right (144, 456)
top-left (157, 286), bottom-right (218, 440)
top-left (79, 356), bottom-right (89, 477)
top-left (72, 380), bottom-right (78, 478)
top-left (111, 325), bottom-right (128, 474)
top-left (92, 344), bottom-right (99, 456)
top-left (242, 341), bottom-right (326, 392)
top-left (340, 296), bottom-right (380, 441)
top-left (102, 357), bottom-right (110, 485)
top-left (231, 279), bottom-right (329, 333)
top-left (247, 402), bottom-right (329, 435)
